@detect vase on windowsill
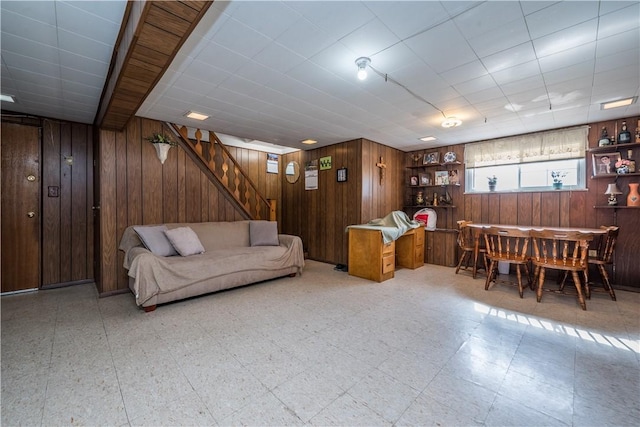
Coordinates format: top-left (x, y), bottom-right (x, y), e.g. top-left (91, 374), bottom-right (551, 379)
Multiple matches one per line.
top-left (553, 182), bottom-right (563, 190)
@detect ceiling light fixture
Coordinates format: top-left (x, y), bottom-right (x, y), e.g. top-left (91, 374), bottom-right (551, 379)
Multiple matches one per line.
top-left (441, 117), bottom-right (462, 128)
top-left (419, 136), bottom-right (437, 142)
top-left (1, 94), bottom-right (16, 103)
top-left (601, 97), bottom-right (637, 110)
top-left (185, 111), bottom-right (209, 120)
top-left (301, 139), bottom-right (317, 145)
top-left (355, 57), bottom-right (370, 81)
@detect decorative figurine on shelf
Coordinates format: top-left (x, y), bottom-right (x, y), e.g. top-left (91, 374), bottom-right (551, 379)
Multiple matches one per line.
top-left (636, 120), bottom-right (640, 143)
top-left (598, 127), bottom-right (611, 146)
top-left (415, 191), bottom-right (424, 205)
top-left (433, 192), bottom-right (438, 206)
top-left (618, 121), bottom-right (632, 144)
top-left (411, 153), bottom-right (422, 165)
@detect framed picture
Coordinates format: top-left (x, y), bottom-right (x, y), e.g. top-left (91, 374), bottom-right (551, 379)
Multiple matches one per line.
top-left (434, 170), bottom-right (449, 185)
top-left (448, 169), bottom-right (460, 185)
top-left (419, 173), bottom-right (430, 186)
top-left (423, 151), bottom-right (440, 165)
top-left (592, 152), bottom-right (620, 176)
top-left (410, 176), bottom-right (419, 186)
top-left (337, 167), bottom-right (348, 182)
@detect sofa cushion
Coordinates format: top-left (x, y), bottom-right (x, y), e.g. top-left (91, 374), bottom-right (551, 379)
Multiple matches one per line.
top-left (165, 227), bottom-right (206, 256)
top-left (133, 225), bottom-right (178, 256)
top-left (250, 221), bottom-right (279, 246)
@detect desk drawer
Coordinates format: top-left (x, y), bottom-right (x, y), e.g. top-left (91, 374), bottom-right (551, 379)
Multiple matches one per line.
top-left (382, 254), bottom-right (395, 274)
top-left (382, 242), bottom-right (395, 256)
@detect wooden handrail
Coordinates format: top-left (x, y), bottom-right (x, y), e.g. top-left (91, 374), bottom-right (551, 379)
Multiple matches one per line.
top-left (170, 123), bottom-right (274, 221)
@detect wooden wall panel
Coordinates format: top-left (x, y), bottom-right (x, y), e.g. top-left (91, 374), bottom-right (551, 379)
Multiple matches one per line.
top-left (115, 131), bottom-right (128, 290)
top-left (42, 121), bottom-right (61, 285)
top-left (71, 124), bottom-right (89, 281)
top-left (59, 123), bottom-right (72, 282)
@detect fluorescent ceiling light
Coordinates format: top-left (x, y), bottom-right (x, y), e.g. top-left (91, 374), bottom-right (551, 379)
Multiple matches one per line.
top-left (185, 111), bottom-right (209, 120)
top-left (1, 94), bottom-right (15, 103)
top-left (441, 117), bottom-right (462, 128)
top-left (419, 136), bottom-right (436, 142)
top-left (601, 97), bottom-right (636, 110)
top-left (301, 139), bottom-right (317, 145)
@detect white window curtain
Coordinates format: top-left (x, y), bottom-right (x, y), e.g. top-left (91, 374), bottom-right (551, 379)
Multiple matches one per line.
top-left (464, 126), bottom-right (589, 167)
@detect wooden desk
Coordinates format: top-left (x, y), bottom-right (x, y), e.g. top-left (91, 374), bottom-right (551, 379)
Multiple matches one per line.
top-left (348, 227), bottom-right (424, 282)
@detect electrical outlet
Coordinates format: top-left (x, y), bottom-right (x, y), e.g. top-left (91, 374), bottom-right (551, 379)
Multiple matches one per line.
top-left (588, 249), bottom-right (597, 257)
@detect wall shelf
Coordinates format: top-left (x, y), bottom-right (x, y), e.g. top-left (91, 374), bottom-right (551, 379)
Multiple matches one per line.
top-left (593, 205), bottom-right (640, 209)
top-left (591, 172), bottom-right (640, 179)
top-left (403, 205), bottom-right (456, 209)
top-left (588, 142), bottom-right (640, 153)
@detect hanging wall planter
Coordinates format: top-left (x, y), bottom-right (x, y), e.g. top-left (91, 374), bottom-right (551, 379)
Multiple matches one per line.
top-left (146, 132), bottom-right (178, 165)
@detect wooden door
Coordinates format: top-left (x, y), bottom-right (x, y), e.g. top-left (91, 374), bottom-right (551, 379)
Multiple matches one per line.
top-left (1, 122), bottom-right (40, 292)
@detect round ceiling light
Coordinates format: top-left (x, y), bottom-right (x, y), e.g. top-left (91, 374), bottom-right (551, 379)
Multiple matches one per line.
top-left (441, 117), bottom-right (462, 128)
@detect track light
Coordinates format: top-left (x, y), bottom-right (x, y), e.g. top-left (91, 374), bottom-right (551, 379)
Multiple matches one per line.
top-left (355, 57), bottom-right (370, 80)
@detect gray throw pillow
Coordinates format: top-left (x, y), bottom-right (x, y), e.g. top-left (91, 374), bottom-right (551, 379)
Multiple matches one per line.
top-left (164, 226), bottom-right (205, 256)
top-left (133, 225), bottom-right (178, 257)
top-left (250, 221), bottom-right (279, 246)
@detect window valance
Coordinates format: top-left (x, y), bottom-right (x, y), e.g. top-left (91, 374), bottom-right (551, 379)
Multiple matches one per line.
top-left (464, 126), bottom-right (588, 167)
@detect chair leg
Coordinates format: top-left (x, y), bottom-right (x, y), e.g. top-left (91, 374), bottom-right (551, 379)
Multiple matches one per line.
top-left (536, 267), bottom-right (546, 302)
top-left (559, 271), bottom-right (569, 291)
top-left (515, 265), bottom-right (523, 298)
top-left (485, 260), bottom-right (496, 291)
top-left (532, 265), bottom-right (540, 291)
top-left (455, 250), bottom-right (469, 274)
top-left (472, 249), bottom-right (479, 279)
top-left (597, 264), bottom-right (617, 301)
top-left (572, 271), bottom-right (587, 311)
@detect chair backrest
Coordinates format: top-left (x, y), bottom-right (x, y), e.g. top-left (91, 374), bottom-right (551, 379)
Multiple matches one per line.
top-left (483, 226), bottom-right (530, 261)
top-left (596, 225), bottom-right (619, 263)
top-left (530, 229), bottom-right (593, 268)
top-left (456, 220), bottom-right (474, 250)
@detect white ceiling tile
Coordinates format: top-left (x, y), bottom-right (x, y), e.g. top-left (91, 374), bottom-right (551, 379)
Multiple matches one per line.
top-left (439, 60), bottom-right (489, 86)
top-left (289, 1), bottom-right (375, 41)
top-left (440, 1), bottom-right (483, 17)
top-left (454, 1), bottom-right (523, 39)
top-left (453, 74), bottom-right (497, 96)
top-left (183, 60), bottom-right (232, 87)
top-left (500, 75), bottom-right (545, 96)
top-left (252, 42), bottom-right (306, 74)
top-left (599, 1), bottom-right (639, 15)
top-left (463, 87), bottom-right (506, 104)
top-left (60, 68), bottom-right (105, 89)
top-left (275, 17), bottom-right (334, 58)
top-left (0, 33), bottom-right (59, 63)
top-left (192, 41), bottom-right (248, 76)
top-left (598, 2), bottom-right (640, 39)
top-left (1, 1), bottom-right (57, 25)
top-left (525, 1), bottom-right (600, 39)
top-left (490, 60), bottom-right (540, 85)
top-left (533, 19), bottom-right (598, 58)
top-left (57, 29), bottom-right (112, 63)
top-left (60, 79), bottom-right (102, 98)
top-left (537, 42), bottom-right (596, 73)
top-left (481, 42), bottom-right (537, 73)
top-left (595, 48), bottom-right (639, 73)
top-left (596, 27), bottom-right (640, 57)
top-left (467, 17), bottom-right (530, 58)
top-left (56, 2), bottom-right (121, 44)
top-left (213, 16), bottom-right (272, 59)
top-left (1, 51), bottom-right (60, 79)
top-left (0, 10), bottom-right (58, 47)
top-left (228, 1), bottom-right (299, 39)
top-left (404, 21), bottom-right (478, 73)
top-left (542, 60), bottom-right (595, 85)
top-left (593, 64), bottom-right (640, 88)
top-left (58, 50), bottom-right (108, 78)
top-left (339, 18), bottom-right (400, 58)
top-left (520, 2), bottom-right (557, 16)
top-left (365, 1), bottom-right (449, 40)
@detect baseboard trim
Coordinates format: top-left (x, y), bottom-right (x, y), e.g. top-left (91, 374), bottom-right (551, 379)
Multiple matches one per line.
top-left (98, 288), bottom-right (130, 298)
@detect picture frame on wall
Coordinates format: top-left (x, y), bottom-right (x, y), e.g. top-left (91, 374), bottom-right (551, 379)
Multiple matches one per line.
top-left (423, 151), bottom-right (440, 165)
top-left (337, 167), bottom-right (348, 182)
top-left (592, 152), bottom-right (620, 176)
top-left (410, 176), bottom-right (419, 186)
top-left (434, 170), bottom-right (449, 185)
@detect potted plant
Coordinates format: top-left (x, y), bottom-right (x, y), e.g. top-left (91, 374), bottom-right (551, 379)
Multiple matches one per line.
top-left (615, 158), bottom-right (631, 174)
top-left (488, 175), bottom-right (497, 192)
top-left (551, 171), bottom-right (567, 189)
top-left (146, 132), bottom-right (178, 164)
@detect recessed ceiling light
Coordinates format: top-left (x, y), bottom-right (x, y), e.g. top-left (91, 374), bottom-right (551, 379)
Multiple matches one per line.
top-left (601, 97), bottom-right (637, 110)
top-left (419, 136), bottom-right (436, 142)
top-left (1, 94), bottom-right (16, 103)
top-left (185, 111), bottom-right (209, 120)
top-left (441, 117), bottom-right (462, 128)
top-left (301, 139), bottom-right (317, 145)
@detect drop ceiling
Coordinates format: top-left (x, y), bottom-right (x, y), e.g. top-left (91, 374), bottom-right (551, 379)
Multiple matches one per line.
top-left (2, 1), bottom-right (639, 152)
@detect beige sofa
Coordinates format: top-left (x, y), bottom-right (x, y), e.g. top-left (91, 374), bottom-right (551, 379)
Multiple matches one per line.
top-left (119, 221), bottom-right (304, 311)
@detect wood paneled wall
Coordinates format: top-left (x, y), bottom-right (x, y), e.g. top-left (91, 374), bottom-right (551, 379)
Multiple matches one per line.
top-left (281, 138), bottom-right (404, 265)
top-left (96, 117), bottom-right (279, 295)
top-left (1, 115), bottom-right (94, 287)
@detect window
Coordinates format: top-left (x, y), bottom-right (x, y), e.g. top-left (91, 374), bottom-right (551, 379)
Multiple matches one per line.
top-left (464, 126), bottom-right (588, 193)
top-left (466, 159), bottom-right (585, 192)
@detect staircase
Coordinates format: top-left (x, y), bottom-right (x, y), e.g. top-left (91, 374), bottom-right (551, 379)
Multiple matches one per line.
top-left (170, 124), bottom-right (275, 221)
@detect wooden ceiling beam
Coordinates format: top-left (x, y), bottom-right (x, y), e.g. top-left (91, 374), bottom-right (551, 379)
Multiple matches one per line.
top-left (95, 1), bottom-right (213, 131)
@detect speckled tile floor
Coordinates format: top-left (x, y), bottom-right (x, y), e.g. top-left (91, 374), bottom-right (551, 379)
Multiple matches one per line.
top-left (2, 260), bottom-right (639, 426)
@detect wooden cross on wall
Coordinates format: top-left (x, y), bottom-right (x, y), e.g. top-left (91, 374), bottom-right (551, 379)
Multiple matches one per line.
top-left (376, 156), bottom-right (386, 185)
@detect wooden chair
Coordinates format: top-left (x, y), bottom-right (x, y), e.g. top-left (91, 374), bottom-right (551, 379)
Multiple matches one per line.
top-left (455, 220), bottom-right (487, 278)
top-left (530, 230), bottom-right (593, 310)
top-left (561, 226), bottom-right (619, 300)
top-left (483, 226), bottom-right (532, 297)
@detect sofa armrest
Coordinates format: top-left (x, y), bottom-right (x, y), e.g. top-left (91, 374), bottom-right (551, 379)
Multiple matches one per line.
top-left (278, 234), bottom-right (298, 248)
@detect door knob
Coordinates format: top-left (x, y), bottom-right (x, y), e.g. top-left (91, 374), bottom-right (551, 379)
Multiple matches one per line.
top-left (27, 175), bottom-right (36, 182)
top-left (27, 211), bottom-right (35, 218)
